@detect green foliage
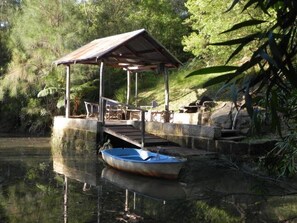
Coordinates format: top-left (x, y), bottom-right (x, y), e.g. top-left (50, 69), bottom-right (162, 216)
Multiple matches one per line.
top-left (187, 0), bottom-right (297, 176)
top-left (260, 89), bottom-right (297, 176)
top-left (0, 91), bottom-right (24, 132)
top-left (0, 32), bottom-right (11, 76)
top-left (262, 133), bottom-right (297, 177)
top-left (78, 0), bottom-right (189, 61)
top-left (193, 201), bottom-right (241, 223)
top-left (182, 0), bottom-right (269, 65)
top-left (0, 0), bottom-right (190, 133)
top-left (37, 87), bottom-right (63, 98)
top-left (186, 66), bottom-right (238, 77)
top-left (20, 98), bottom-right (52, 134)
top-left (0, 0), bottom-right (85, 133)
top-left (115, 88), bottom-right (128, 104)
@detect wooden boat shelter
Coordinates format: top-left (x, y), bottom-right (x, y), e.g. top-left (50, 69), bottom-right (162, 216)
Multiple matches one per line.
top-left (54, 29), bottom-right (182, 121)
top-left (52, 29), bottom-right (220, 155)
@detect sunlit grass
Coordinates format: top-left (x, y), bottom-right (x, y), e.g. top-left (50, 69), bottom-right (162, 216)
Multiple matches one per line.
top-left (136, 67), bottom-right (226, 111)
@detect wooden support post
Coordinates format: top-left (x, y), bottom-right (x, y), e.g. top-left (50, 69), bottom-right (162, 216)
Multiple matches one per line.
top-left (127, 70), bottom-right (131, 105)
top-left (135, 72), bottom-right (138, 107)
top-left (99, 62), bottom-right (104, 145)
top-left (163, 65), bottom-right (169, 112)
top-left (159, 63), bottom-right (170, 122)
top-left (65, 65), bottom-right (71, 118)
top-left (141, 110), bottom-right (145, 148)
top-left (99, 61), bottom-right (104, 123)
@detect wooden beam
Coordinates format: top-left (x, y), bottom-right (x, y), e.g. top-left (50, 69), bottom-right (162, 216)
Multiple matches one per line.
top-left (142, 32), bottom-right (180, 67)
top-left (99, 61), bottom-right (104, 122)
top-left (164, 67), bottom-right (169, 112)
top-left (65, 65), bottom-right (71, 118)
top-left (127, 70), bottom-right (131, 105)
top-left (158, 63), bottom-right (170, 122)
top-left (135, 72), bottom-right (138, 107)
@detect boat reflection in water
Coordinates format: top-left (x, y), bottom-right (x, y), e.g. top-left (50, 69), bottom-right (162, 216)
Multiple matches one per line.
top-left (101, 167), bottom-right (187, 201)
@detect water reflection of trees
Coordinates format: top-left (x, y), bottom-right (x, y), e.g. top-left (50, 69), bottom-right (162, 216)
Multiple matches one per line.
top-left (1, 150), bottom-right (297, 222)
top-left (51, 145), bottom-right (297, 223)
top-left (0, 160), bottom-right (63, 222)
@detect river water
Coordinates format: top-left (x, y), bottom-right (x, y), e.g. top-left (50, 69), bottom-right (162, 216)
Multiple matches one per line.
top-left (1, 137), bottom-right (297, 223)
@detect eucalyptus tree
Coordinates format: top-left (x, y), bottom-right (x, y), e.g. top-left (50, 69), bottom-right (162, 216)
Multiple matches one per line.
top-left (186, 0), bottom-right (297, 176)
top-left (0, 0), bottom-right (18, 76)
top-left (78, 0), bottom-right (189, 61)
top-left (0, 0), bottom-right (86, 133)
top-left (128, 0), bottom-right (189, 61)
top-left (183, 0), bottom-right (269, 66)
top-left (0, 32), bottom-right (11, 76)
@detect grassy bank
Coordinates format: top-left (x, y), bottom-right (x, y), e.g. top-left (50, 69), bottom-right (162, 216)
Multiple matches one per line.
top-left (117, 64), bottom-right (227, 111)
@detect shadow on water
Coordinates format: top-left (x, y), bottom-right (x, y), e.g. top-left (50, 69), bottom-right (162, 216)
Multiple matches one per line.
top-left (1, 137), bottom-right (297, 222)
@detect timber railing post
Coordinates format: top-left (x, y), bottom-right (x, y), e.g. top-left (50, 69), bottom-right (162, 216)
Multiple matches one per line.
top-left (141, 110), bottom-right (145, 148)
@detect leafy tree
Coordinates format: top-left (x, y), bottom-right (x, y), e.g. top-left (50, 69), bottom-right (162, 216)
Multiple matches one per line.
top-left (78, 0), bottom-right (189, 61)
top-left (0, 0), bottom-right (18, 76)
top-left (129, 0), bottom-right (190, 61)
top-left (183, 0), bottom-right (270, 66)
top-left (0, 0), bottom-right (190, 133)
top-left (186, 0), bottom-right (297, 176)
top-left (0, 32), bottom-right (11, 76)
top-left (0, 0), bottom-right (85, 133)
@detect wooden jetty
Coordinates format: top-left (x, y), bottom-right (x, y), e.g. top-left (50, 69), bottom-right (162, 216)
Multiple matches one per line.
top-left (103, 121), bottom-right (216, 159)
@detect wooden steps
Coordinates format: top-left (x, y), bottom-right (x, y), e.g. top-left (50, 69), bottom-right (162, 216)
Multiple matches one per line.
top-left (104, 125), bottom-right (174, 148)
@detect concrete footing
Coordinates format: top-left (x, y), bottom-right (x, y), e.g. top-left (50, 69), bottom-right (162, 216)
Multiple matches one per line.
top-left (51, 116), bottom-right (99, 153)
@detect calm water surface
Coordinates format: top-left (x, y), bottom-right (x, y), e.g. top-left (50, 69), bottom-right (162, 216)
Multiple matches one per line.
top-left (1, 137), bottom-right (297, 223)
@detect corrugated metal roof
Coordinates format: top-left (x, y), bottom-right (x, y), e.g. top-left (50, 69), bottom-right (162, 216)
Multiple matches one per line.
top-left (54, 29), bottom-right (182, 71)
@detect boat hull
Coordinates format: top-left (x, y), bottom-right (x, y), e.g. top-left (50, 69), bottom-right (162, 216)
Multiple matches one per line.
top-left (101, 148), bottom-right (186, 179)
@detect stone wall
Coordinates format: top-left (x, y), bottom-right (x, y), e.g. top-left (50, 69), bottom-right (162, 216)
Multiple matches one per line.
top-left (51, 116), bottom-right (99, 154)
top-left (144, 122), bottom-right (221, 139)
top-left (51, 116), bottom-right (274, 156)
top-left (134, 121), bottom-right (274, 155)
top-left (133, 121), bottom-right (222, 151)
top-left (144, 101), bottom-right (252, 134)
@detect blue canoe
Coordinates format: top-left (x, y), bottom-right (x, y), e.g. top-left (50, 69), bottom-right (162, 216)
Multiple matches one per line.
top-left (101, 148), bottom-right (186, 179)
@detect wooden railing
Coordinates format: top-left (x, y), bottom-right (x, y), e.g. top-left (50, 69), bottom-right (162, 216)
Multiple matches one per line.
top-left (100, 97), bottom-right (147, 148)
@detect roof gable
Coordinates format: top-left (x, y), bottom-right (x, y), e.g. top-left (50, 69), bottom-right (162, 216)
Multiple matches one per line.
top-left (54, 29), bottom-right (181, 71)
